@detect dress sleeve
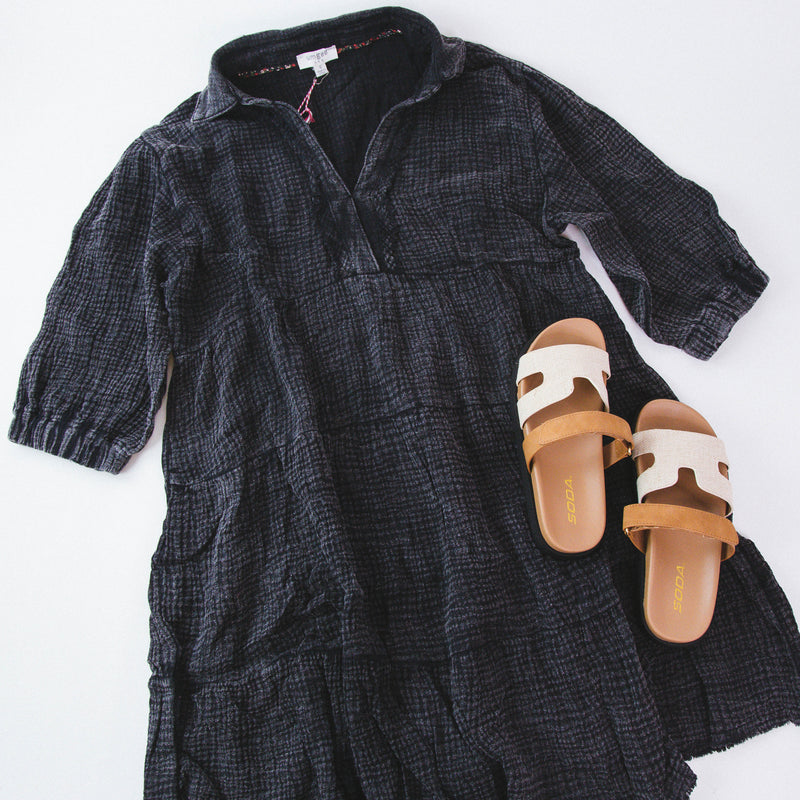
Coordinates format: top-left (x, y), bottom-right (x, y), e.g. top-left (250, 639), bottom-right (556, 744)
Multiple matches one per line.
top-left (7, 135), bottom-right (175, 474)
top-left (526, 67), bottom-right (769, 360)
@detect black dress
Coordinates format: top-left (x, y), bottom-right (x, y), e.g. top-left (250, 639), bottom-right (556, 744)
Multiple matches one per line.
top-left (8, 6), bottom-right (800, 799)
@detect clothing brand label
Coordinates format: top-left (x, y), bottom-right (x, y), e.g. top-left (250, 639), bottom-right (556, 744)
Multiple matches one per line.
top-left (296, 45), bottom-right (338, 77)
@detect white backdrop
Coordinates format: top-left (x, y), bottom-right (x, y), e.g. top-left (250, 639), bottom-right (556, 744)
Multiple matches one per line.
top-left (2, 2), bottom-right (798, 798)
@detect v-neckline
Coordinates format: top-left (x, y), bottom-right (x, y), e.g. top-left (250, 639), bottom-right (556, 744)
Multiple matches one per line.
top-left (191, 8), bottom-right (468, 196)
top-left (260, 80), bottom-right (446, 199)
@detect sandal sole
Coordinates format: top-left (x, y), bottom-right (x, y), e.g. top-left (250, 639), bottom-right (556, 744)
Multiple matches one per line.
top-left (515, 318), bottom-right (609, 555)
top-left (634, 398), bottom-right (727, 644)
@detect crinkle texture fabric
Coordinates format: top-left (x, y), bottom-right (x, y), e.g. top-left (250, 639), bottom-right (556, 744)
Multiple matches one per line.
top-left (8, 5), bottom-right (800, 799)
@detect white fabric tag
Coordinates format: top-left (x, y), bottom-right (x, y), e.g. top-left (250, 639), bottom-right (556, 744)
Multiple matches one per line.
top-left (296, 45), bottom-right (338, 77)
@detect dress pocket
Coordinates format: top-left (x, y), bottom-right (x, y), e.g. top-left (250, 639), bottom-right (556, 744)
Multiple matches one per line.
top-left (148, 451), bottom-right (334, 678)
top-left (151, 470), bottom-right (244, 565)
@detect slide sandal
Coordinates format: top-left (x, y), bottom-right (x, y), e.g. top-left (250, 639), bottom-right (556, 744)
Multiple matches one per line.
top-left (622, 399), bottom-right (739, 644)
top-left (515, 318), bottom-right (632, 555)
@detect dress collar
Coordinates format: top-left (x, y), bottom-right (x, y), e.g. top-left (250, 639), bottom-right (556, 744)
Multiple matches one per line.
top-left (191, 6), bottom-right (466, 124)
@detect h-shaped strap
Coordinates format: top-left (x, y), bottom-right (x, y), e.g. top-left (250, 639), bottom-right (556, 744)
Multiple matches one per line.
top-left (516, 342), bottom-right (631, 472)
top-left (624, 427), bottom-right (737, 559)
top-left (631, 428), bottom-right (733, 512)
top-left (516, 344), bottom-right (610, 428)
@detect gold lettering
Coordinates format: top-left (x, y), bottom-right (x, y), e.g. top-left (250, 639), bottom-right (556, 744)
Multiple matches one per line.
top-left (565, 477), bottom-right (576, 525)
top-left (674, 565), bottom-right (685, 613)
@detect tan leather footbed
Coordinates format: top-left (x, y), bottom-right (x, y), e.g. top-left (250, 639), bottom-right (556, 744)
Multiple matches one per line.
top-left (517, 318), bottom-right (607, 554)
top-left (635, 399), bottom-right (727, 643)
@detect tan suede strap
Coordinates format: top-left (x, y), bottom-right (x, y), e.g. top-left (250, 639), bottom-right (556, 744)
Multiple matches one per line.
top-left (521, 410), bottom-right (633, 473)
top-left (622, 502), bottom-right (738, 560)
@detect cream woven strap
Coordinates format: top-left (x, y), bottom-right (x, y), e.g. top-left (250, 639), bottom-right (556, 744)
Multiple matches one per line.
top-left (631, 428), bottom-right (734, 513)
top-left (516, 344), bottom-right (610, 429)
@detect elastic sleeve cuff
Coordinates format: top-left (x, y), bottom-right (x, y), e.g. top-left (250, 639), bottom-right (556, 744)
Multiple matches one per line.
top-left (681, 271), bottom-right (770, 361)
top-left (7, 407), bottom-right (130, 474)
